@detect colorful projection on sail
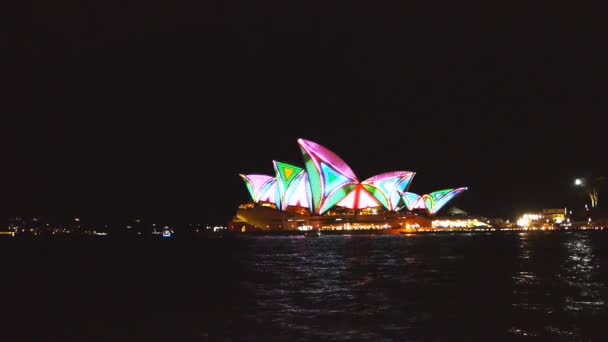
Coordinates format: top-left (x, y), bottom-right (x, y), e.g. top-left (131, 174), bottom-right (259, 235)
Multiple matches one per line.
top-left (337, 184), bottom-right (381, 209)
top-left (239, 174), bottom-right (274, 203)
top-left (285, 171), bottom-right (311, 210)
top-left (422, 187), bottom-right (468, 215)
top-left (401, 192), bottom-right (424, 210)
top-left (273, 161), bottom-right (303, 210)
top-left (362, 171), bottom-right (415, 211)
top-left (298, 139), bottom-right (358, 214)
top-left (257, 178), bottom-right (280, 208)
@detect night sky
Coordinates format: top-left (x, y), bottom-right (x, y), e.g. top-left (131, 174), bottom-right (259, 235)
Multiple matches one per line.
top-left (6, 1), bottom-right (606, 224)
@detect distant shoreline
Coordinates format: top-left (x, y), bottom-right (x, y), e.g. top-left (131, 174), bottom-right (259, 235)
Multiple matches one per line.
top-left (232, 226), bottom-right (608, 237)
top-left (2, 226), bottom-right (606, 241)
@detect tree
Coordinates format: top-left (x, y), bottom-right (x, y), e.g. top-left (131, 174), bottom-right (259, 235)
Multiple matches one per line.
top-left (575, 176), bottom-right (606, 208)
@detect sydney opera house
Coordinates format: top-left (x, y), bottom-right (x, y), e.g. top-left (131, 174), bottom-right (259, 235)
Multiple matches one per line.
top-left (230, 139), bottom-right (467, 233)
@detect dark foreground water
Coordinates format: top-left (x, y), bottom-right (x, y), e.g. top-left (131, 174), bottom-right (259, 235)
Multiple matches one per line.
top-left (2, 231), bottom-right (608, 341)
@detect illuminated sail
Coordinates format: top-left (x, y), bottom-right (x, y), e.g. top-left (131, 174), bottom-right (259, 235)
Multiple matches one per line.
top-left (422, 187), bottom-right (468, 215)
top-left (273, 161), bottom-right (305, 211)
top-left (239, 174), bottom-right (274, 203)
top-left (257, 178), bottom-right (280, 208)
top-left (362, 171), bottom-right (415, 211)
top-left (401, 192), bottom-right (423, 210)
top-left (298, 138), bottom-right (358, 214)
top-left (285, 171), bottom-right (311, 210)
top-left (336, 184), bottom-right (381, 209)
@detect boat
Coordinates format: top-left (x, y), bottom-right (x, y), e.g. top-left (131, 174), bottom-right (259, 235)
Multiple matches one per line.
top-left (304, 229), bottom-right (322, 237)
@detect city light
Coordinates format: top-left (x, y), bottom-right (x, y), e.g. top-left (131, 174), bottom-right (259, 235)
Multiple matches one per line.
top-left (517, 213), bottom-right (542, 227)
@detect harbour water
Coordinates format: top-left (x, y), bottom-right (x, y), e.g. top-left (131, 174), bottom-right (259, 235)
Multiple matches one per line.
top-left (2, 231), bottom-right (607, 341)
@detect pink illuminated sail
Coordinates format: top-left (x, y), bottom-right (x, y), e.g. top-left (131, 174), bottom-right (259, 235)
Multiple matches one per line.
top-left (298, 138), bottom-right (358, 214)
top-left (286, 171), bottom-right (310, 209)
top-left (239, 174), bottom-right (274, 203)
top-left (337, 185), bottom-right (381, 209)
top-left (362, 171), bottom-right (415, 211)
top-left (257, 178), bottom-right (278, 205)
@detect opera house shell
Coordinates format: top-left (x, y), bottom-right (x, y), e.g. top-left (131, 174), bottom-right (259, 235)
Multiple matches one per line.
top-left (230, 139), bottom-right (467, 232)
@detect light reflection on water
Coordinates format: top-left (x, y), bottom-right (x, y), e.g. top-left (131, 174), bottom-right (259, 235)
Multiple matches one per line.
top-left (506, 231), bottom-right (608, 339)
top-left (559, 233), bottom-right (605, 315)
top-left (229, 232), bottom-right (608, 341)
top-left (5, 232), bottom-right (607, 340)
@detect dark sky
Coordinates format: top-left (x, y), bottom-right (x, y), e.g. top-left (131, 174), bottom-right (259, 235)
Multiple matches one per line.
top-left (5, 0), bottom-right (606, 224)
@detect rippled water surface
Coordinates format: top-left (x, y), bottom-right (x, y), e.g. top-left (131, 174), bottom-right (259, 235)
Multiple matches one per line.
top-left (2, 231), bottom-right (608, 341)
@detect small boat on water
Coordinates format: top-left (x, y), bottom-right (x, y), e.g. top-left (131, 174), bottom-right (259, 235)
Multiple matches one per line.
top-left (304, 229), bottom-right (322, 237)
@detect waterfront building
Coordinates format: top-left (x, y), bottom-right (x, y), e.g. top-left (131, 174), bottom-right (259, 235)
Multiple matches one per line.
top-left (542, 208), bottom-right (567, 223)
top-left (231, 139), bottom-right (467, 232)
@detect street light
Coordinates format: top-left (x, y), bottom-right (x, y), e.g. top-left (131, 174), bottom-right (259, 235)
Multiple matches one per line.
top-left (574, 178), bottom-right (583, 186)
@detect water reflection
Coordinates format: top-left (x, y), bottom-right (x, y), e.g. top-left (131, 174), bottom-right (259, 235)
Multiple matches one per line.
top-left (559, 233), bottom-right (605, 313)
top-left (227, 233), bottom-right (608, 340)
top-left (510, 232), bottom-right (545, 337)
top-left (508, 231), bottom-right (607, 339)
